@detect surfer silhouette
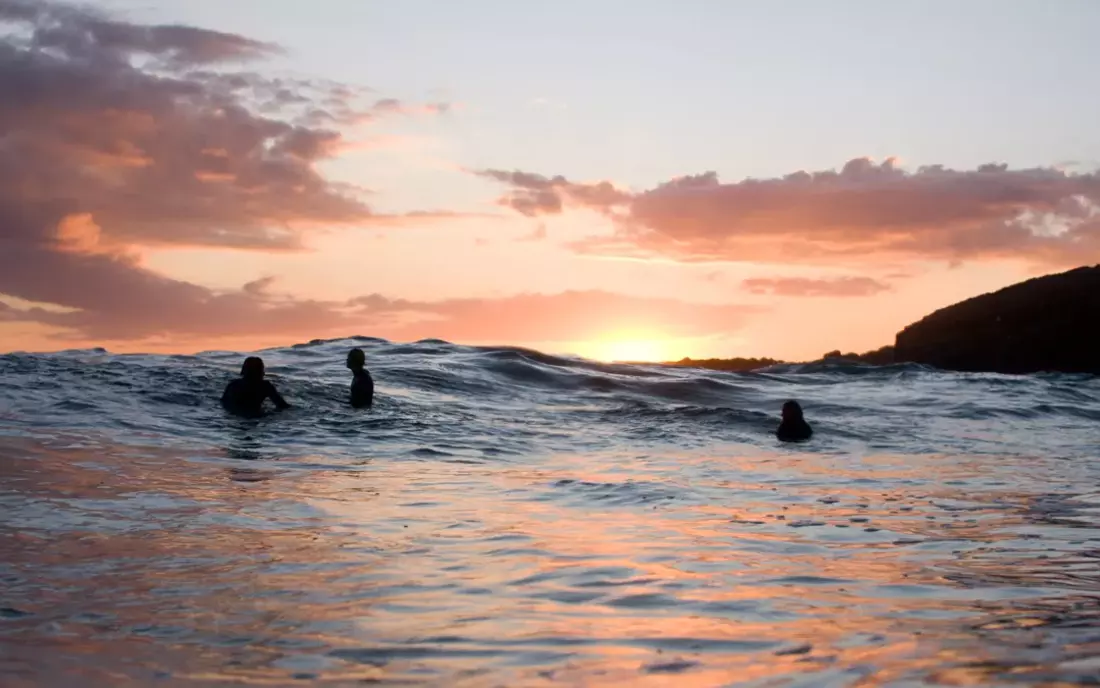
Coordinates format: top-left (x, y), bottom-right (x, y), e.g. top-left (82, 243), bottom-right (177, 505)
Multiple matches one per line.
top-left (776, 400), bottom-right (812, 442)
top-left (347, 348), bottom-right (374, 408)
top-left (220, 356), bottom-right (290, 417)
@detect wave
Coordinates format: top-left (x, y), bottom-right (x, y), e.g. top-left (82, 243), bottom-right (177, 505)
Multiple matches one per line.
top-left (5, 336), bottom-right (1100, 687)
top-left (1, 338), bottom-right (1098, 462)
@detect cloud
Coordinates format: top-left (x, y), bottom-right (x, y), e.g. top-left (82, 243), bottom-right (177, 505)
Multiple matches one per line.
top-left (477, 158), bottom-right (1100, 266)
top-left (0, 244), bottom-right (358, 340)
top-left (0, 0), bottom-right (461, 347)
top-left (365, 210), bottom-right (502, 227)
top-left (473, 169), bottom-right (630, 217)
top-left (368, 98), bottom-right (450, 118)
top-left (0, 0), bottom-right (278, 64)
top-left (741, 276), bottom-right (892, 297)
top-left (2, 280), bottom-right (759, 346)
top-left (0, 0), bottom-right (374, 253)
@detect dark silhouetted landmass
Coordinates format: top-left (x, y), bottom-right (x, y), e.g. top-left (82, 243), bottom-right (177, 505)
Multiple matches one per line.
top-left (821, 345), bottom-right (895, 365)
top-left (893, 265), bottom-right (1100, 374)
top-left (667, 347), bottom-right (894, 372)
top-left (665, 266), bottom-right (1099, 375)
top-left (669, 357), bottom-right (783, 372)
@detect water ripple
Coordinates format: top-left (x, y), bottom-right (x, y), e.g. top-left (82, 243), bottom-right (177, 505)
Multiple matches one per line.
top-left (1, 339), bottom-right (1099, 685)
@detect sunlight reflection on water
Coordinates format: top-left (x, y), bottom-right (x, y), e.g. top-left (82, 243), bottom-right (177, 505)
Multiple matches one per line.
top-left (3, 436), bottom-right (1100, 686)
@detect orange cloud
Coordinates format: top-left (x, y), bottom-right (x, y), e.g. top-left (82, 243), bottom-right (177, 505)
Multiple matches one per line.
top-left (54, 214), bottom-right (108, 255)
top-left (477, 158), bottom-right (1100, 266)
top-left (742, 276), bottom-right (892, 297)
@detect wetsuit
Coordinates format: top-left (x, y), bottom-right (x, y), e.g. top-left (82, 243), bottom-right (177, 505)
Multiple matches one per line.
top-left (221, 378), bottom-right (290, 417)
top-left (350, 368), bottom-right (374, 408)
top-left (776, 418), bottom-right (813, 442)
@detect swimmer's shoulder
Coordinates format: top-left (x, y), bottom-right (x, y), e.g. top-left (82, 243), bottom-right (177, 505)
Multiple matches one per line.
top-left (352, 368), bottom-right (373, 385)
top-left (776, 420), bottom-right (813, 442)
top-left (222, 378), bottom-right (244, 399)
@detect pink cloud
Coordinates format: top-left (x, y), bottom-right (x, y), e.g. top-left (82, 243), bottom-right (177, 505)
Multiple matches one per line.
top-left (0, 0), bottom-right (471, 348)
top-left (0, 4), bottom-right (372, 253)
top-left (473, 169), bottom-right (631, 217)
top-left (742, 276), bottom-right (892, 297)
top-left (477, 158), bottom-right (1100, 266)
top-left (2, 280), bottom-right (760, 346)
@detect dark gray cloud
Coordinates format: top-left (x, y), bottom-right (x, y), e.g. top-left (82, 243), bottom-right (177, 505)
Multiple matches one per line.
top-left (0, 0), bottom-right (276, 64)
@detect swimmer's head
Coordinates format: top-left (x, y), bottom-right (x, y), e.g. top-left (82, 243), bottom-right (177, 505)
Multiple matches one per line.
top-left (346, 348), bottom-right (365, 370)
top-left (781, 400), bottom-right (803, 421)
top-left (241, 356), bottom-right (265, 380)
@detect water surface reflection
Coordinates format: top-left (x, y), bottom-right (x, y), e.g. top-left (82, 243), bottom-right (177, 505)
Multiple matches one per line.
top-left (2, 438), bottom-right (1099, 686)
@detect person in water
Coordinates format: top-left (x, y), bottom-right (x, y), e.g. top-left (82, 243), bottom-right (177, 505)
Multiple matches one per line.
top-left (346, 348), bottom-right (374, 408)
top-left (776, 400), bottom-right (812, 442)
top-left (220, 356), bottom-right (290, 417)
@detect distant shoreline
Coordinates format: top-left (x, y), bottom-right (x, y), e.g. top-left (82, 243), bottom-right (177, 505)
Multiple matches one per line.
top-left (660, 346), bottom-right (896, 372)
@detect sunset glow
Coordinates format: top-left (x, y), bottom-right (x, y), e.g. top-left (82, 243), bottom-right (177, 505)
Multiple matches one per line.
top-left (581, 336), bottom-right (675, 363)
top-left (0, 1), bottom-right (1097, 361)
top-left (4, 6), bottom-right (1098, 685)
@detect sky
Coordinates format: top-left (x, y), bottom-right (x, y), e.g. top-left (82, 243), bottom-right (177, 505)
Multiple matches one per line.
top-left (2, 0), bottom-right (1099, 361)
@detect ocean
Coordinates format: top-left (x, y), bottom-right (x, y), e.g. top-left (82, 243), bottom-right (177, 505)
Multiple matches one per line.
top-left (1, 337), bottom-right (1099, 686)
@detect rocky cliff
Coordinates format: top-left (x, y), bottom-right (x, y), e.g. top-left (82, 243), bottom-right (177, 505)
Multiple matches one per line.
top-left (893, 265), bottom-right (1100, 374)
top-left (822, 346), bottom-right (895, 365)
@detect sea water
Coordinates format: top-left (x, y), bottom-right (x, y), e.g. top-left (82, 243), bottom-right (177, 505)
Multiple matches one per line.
top-left (1, 337), bottom-right (1099, 686)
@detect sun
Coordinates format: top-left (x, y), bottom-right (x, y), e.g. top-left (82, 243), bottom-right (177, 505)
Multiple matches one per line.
top-left (583, 336), bottom-right (673, 363)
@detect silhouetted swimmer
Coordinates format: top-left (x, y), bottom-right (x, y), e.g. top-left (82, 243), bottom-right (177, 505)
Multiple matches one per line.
top-left (776, 400), bottom-right (812, 442)
top-left (347, 348), bottom-right (374, 408)
top-left (220, 356), bottom-right (290, 417)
